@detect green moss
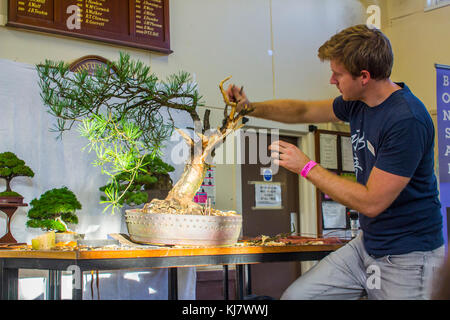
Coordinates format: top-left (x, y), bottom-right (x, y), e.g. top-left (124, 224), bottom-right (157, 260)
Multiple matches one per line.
top-left (0, 191), bottom-right (22, 197)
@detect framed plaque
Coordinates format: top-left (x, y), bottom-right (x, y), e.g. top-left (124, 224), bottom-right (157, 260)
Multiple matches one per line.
top-left (7, 0), bottom-right (172, 54)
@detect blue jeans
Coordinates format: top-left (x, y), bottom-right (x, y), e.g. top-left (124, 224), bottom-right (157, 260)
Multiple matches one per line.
top-left (281, 233), bottom-right (445, 300)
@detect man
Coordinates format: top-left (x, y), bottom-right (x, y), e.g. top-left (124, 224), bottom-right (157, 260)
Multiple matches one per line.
top-left (227, 24), bottom-right (444, 299)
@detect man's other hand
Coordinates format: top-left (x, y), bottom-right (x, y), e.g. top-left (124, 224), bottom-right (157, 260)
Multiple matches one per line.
top-left (269, 140), bottom-right (310, 174)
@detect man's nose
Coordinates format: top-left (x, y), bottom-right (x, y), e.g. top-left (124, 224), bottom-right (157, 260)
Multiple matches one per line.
top-left (330, 75), bottom-right (337, 85)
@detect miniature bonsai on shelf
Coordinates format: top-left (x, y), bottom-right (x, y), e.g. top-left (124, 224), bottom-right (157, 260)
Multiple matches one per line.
top-left (0, 152), bottom-right (34, 202)
top-left (99, 153), bottom-right (175, 207)
top-left (26, 187), bottom-right (81, 232)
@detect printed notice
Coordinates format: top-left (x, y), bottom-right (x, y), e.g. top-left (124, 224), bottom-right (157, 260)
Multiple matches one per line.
top-left (320, 133), bottom-right (338, 170)
top-left (341, 136), bottom-right (355, 172)
top-left (254, 182), bottom-right (282, 209)
top-left (194, 168), bottom-right (216, 206)
top-left (322, 201), bottom-right (346, 229)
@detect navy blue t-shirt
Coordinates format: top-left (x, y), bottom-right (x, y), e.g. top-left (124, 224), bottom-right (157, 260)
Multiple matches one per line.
top-left (333, 83), bottom-right (443, 256)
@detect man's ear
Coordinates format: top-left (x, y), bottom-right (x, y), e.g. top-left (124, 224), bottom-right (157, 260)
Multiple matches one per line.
top-left (360, 70), bottom-right (371, 85)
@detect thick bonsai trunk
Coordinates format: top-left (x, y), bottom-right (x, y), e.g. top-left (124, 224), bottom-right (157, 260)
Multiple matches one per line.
top-left (142, 156), bottom-right (209, 215)
top-left (166, 156), bottom-right (207, 205)
top-left (139, 76), bottom-right (252, 216)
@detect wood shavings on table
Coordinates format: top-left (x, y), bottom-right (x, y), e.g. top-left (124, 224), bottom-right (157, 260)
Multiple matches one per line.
top-left (239, 234), bottom-right (344, 246)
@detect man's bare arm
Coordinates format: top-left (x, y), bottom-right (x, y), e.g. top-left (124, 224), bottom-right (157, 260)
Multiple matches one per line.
top-left (307, 165), bottom-right (410, 218)
top-left (250, 99), bottom-right (339, 124)
top-left (270, 140), bottom-right (410, 218)
top-left (226, 84), bottom-right (339, 124)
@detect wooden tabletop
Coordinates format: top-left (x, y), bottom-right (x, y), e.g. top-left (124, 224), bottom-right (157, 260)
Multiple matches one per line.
top-left (0, 243), bottom-right (345, 260)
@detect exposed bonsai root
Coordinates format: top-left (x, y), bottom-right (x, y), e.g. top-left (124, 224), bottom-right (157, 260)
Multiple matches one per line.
top-left (140, 198), bottom-right (237, 216)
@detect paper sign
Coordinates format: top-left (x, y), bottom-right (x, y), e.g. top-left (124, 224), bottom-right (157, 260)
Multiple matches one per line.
top-left (194, 192), bottom-right (208, 204)
top-left (254, 182), bottom-right (282, 209)
top-left (341, 136), bottom-right (355, 172)
top-left (322, 201), bottom-right (347, 229)
top-left (320, 134), bottom-right (338, 169)
top-left (194, 168), bottom-right (216, 205)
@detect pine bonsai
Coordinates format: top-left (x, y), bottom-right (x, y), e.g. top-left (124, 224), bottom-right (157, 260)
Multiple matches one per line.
top-left (0, 152), bottom-right (34, 197)
top-left (26, 187), bottom-right (81, 232)
top-left (37, 53), bottom-right (253, 215)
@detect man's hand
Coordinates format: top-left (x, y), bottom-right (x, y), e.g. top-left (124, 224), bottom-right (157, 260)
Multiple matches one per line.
top-left (226, 84), bottom-right (250, 113)
top-left (269, 140), bottom-right (311, 174)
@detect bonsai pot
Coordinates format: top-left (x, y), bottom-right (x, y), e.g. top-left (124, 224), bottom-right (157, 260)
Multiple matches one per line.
top-left (125, 209), bottom-right (242, 246)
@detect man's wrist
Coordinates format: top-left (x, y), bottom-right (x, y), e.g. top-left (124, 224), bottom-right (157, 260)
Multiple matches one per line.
top-left (300, 160), bottom-right (318, 178)
top-left (249, 101), bottom-right (264, 117)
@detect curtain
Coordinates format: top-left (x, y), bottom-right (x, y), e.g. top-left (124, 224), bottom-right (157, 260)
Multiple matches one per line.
top-left (0, 58), bottom-right (196, 300)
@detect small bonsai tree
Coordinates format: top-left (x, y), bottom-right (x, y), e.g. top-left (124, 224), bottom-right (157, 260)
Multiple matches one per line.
top-left (99, 154), bottom-right (175, 207)
top-left (26, 187), bottom-right (81, 232)
top-left (0, 152), bottom-right (35, 197)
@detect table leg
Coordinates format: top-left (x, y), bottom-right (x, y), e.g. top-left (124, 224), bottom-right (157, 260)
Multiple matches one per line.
top-left (0, 259), bottom-right (4, 300)
top-left (72, 270), bottom-right (83, 300)
top-left (223, 265), bottom-right (229, 300)
top-left (235, 264), bottom-right (245, 300)
top-left (246, 264), bottom-right (252, 296)
top-left (0, 260), bottom-right (18, 300)
top-left (168, 268), bottom-right (178, 300)
top-left (55, 270), bottom-right (62, 300)
top-left (47, 270), bottom-right (55, 300)
top-left (47, 270), bottom-right (62, 300)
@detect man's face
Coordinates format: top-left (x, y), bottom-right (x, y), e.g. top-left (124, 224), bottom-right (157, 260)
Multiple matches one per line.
top-left (329, 60), bottom-right (363, 101)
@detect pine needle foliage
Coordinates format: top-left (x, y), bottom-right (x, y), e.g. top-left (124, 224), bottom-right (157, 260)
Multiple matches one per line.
top-left (36, 53), bottom-right (203, 213)
top-left (0, 152), bottom-right (34, 197)
top-left (26, 187), bottom-right (81, 232)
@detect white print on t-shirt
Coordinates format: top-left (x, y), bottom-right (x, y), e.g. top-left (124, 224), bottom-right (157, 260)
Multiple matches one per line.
top-left (367, 140), bottom-right (376, 157)
top-left (351, 129), bottom-right (365, 179)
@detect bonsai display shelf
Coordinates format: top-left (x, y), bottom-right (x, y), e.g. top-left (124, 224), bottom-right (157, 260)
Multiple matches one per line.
top-left (0, 203), bottom-right (28, 244)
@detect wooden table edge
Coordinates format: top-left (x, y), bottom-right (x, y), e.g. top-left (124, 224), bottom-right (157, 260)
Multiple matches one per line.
top-left (0, 243), bottom-right (345, 260)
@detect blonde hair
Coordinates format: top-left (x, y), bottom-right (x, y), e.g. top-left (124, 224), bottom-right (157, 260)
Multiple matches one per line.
top-left (318, 24), bottom-right (393, 80)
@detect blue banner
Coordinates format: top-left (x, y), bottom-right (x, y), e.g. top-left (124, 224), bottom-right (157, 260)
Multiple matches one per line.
top-left (436, 64), bottom-right (450, 247)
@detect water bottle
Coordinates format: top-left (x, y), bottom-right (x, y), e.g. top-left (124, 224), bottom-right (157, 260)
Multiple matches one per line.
top-left (348, 210), bottom-right (359, 239)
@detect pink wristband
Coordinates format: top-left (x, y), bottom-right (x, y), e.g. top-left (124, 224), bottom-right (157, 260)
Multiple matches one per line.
top-left (301, 160), bottom-right (318, 178)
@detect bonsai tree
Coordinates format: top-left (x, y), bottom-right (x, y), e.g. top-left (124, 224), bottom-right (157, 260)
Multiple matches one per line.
top-left (0, 152), bottom-right (34, 197)
top-left (37, 53), bottom-right (253, 215)
top-left (99, 153), bottom-right (175, 207)
top-left (26, 187), bottom-right (81, 232)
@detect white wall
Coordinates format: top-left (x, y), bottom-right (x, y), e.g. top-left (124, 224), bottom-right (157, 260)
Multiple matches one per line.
top-left (376, 0), bottom-right (450, 166)
top-left (0, 0), bottom-right (368, 221)
top-left (383, 0), bottom-right (450, 113)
